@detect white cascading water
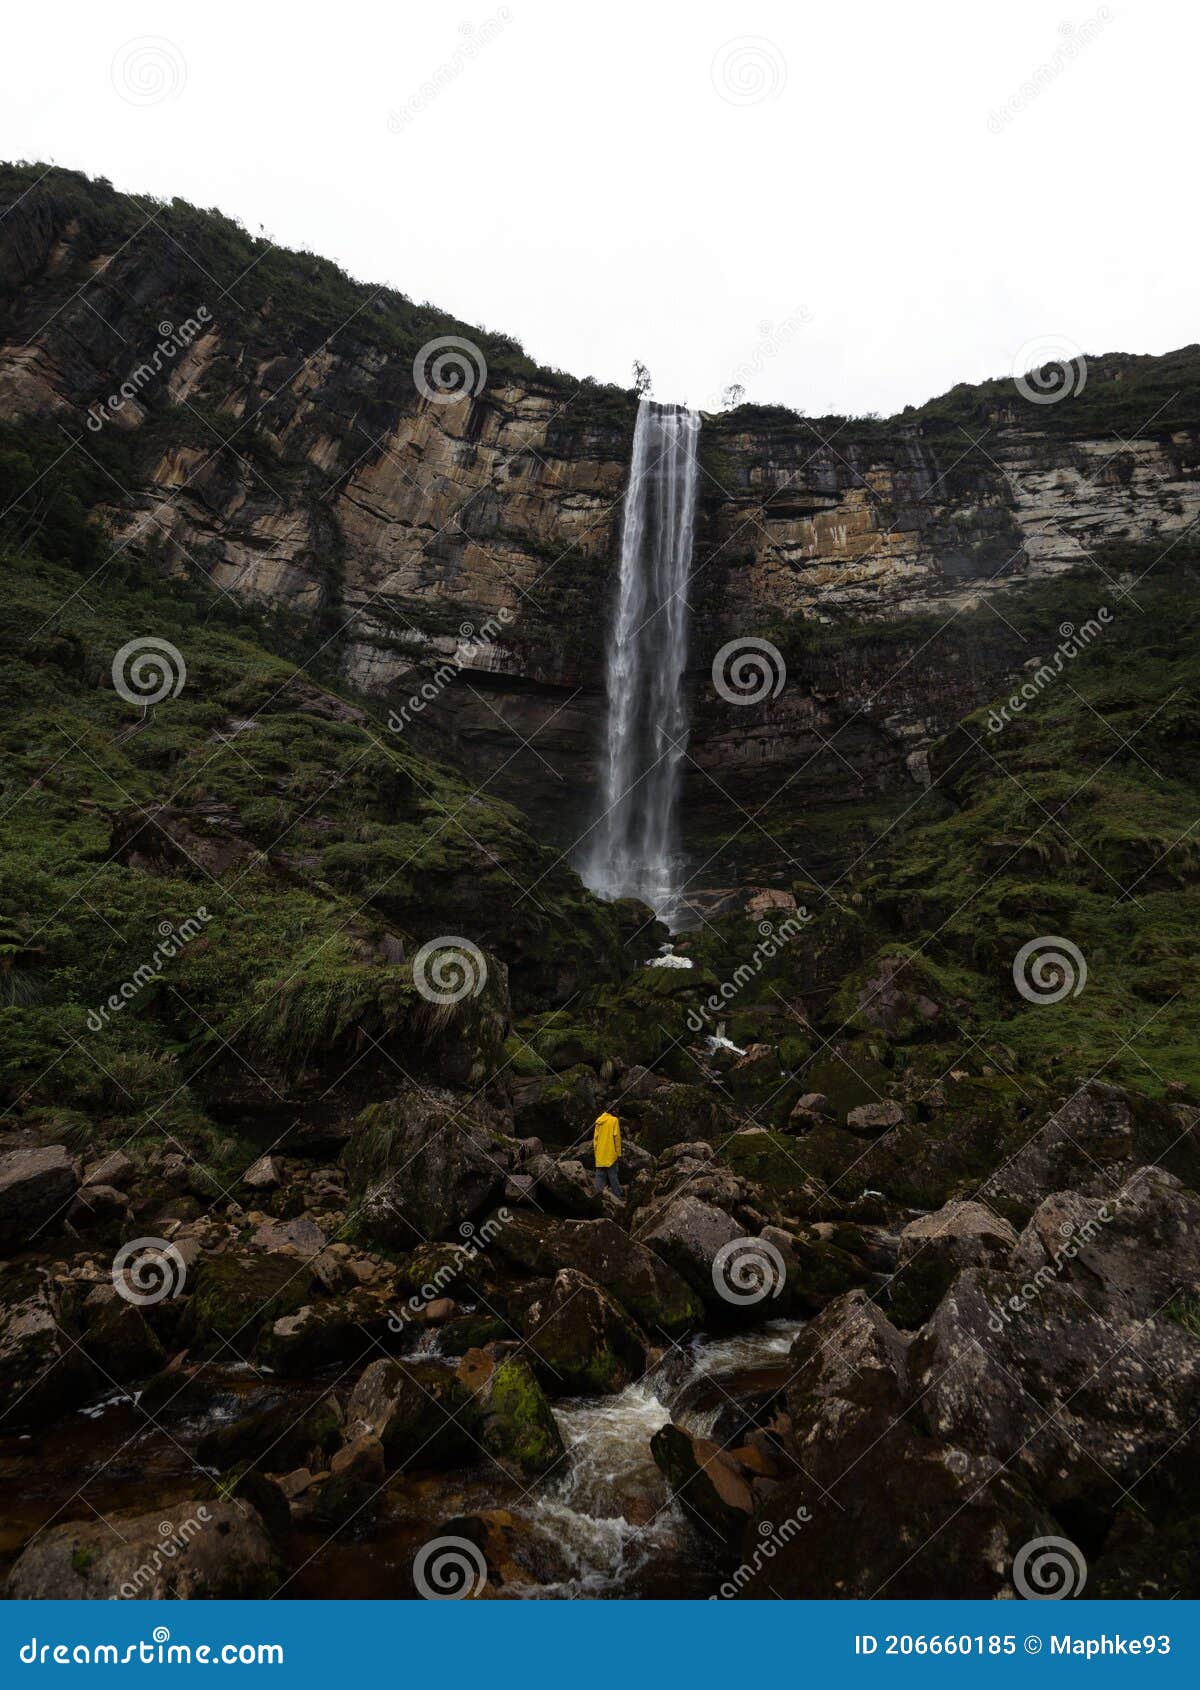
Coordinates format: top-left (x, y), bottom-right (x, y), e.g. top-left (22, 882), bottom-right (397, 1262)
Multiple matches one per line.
top-left (580, 399), bottom-right (700, 928)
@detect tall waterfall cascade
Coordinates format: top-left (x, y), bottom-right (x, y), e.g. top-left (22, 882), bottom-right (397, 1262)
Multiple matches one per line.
top-left (579, 400), bottom-right (699, 929)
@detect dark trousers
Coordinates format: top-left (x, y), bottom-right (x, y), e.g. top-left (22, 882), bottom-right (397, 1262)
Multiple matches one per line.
top-left (594, 1163), bottom-right (624, 1199)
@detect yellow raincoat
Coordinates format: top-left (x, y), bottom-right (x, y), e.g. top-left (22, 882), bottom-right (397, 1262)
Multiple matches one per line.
top-left (593, 1111), bottom-right (621, 1169)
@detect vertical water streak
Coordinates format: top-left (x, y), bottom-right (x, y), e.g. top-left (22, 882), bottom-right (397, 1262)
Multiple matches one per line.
top-left (580, 399), bottom-right (699, 927)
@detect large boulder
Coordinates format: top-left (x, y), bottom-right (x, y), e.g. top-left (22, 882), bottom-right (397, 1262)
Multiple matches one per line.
top-left (911, 1181), bottom-right (1200, 1517)
top-left (732, 1291), bottom-right (1050, 1597)
top-left (0, 1268), bottom-right (96, 1429)
top-left (476, 1356), bottom-right (565, 1478)
top-left (0, 1145), bottom-right (79, 1253)
top-left (650, 1423), bottom-right (756, 1540)
top-left (520, 1268), bottom-right (648, 1394)
top-left (185, 1252), bottom-right (315, 1359)
top-left (888, 1200), bottom-right (1018, 1327)
top-left (343, 1089), bottom-right (512, 1247)
top-left (7, 1500), bottom-right (280, 1599)
top-left (490, 1212), bottom-right (701, 1335)
top-left (344, 1358), bottom-right (480, 1470)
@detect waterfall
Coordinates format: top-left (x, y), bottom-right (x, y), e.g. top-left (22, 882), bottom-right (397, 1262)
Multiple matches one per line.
top-left (580, 399), bottom-right (699, 928)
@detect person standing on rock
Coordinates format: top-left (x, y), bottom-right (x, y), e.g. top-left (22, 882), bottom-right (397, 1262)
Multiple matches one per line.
top-left (592, 1108), bottom-right (624, 1200)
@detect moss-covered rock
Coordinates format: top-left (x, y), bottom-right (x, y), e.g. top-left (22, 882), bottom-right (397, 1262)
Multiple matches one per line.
top-left (184, 1253), bottom-right (316, 1358)
top-left (519, 1268), bottom-right (648, 1394)
top-left (478, 1356), bottom-right (564, 1477)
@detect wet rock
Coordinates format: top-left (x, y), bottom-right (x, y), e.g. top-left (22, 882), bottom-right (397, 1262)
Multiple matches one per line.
top-left (264, 1292), bottom-right (393, 1375)
top-left (0, 1145), bottom-right (79, 1253)
top-left (650, 1423), bottom-right (754, 1539)
top-left (639, 1194), bottom-right (745, 1311)
top-left (184, 1252), bottom-right (316, 1359)
top-left (344, 1088), bottom-right (512, 1247)
top-left (344, 1357), bottom-right (479, 1470)
top-left (520, 1267), bottom-right (648, 1394)
top-left (731, 1290), bottom-right (1050, 1598)
top-left (490, 1212), bottom-right (701, 1335)
top-left (477, 1356), bottom-right (565, 1478)
top-left (195, 1394), bottom-right (343, 1471)
top-left (81, 1292), bottom-right (166, 1382)
top-left (7, 1500), bottom-right (280, 1599)
top-left (0, 1268), bottom-right (96, 1428)
top-left (510, 1065), bottom-right (597, 1143)
top-left (887, 1199), bottom-right (1018, 1327)
top-left (67, 1182), bottom-right (130, 1242)
top-left (911, 1253), bottom-right (1200, 1514)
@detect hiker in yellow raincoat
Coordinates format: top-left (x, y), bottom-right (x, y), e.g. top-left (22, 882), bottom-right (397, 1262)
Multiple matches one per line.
top-left (592, 1108), bottom-right (624, 1201)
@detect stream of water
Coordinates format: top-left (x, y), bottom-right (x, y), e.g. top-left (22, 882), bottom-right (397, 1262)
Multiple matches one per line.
top-left (580, 399), bottom-right (699, 929)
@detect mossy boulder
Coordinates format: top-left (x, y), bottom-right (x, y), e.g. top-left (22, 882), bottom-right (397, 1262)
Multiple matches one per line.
top-left (184, 1252), bottom-right (316, 1358)
top-left (195, 1394), bottom-right (343, 1470)
top-left (478, 1356), bottom-right (564, 1477)
top-left (344, 1358), bottom-right (480, 1470)
top-left (490, 1212), bottom-right (701, 1336)
top-left (520, 1268), bottom-right (648, 1394)
top-left (343, 1086), bottom-right (512, 1246)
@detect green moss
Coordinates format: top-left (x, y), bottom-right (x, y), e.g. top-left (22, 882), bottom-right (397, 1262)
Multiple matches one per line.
top-left (481, 1357), bottom-right (564, 1477)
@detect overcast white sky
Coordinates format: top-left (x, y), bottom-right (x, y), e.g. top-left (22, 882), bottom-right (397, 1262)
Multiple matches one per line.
top-left (2, 0), bottom-right (1195, 416)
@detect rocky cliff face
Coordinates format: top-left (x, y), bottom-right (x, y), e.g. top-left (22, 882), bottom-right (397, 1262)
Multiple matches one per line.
top-left (4, 164), bottom-right (1199, 894)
